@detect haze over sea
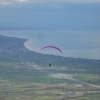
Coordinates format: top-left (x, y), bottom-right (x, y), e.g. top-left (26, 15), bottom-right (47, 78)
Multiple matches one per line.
top-left (0, 30), bottom-right (100, 60)
top-left (0, 1), bottom-right (100, 59)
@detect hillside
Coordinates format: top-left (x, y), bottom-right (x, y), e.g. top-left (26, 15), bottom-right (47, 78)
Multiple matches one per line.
top-left (0, 34), bottom-right (100, 67)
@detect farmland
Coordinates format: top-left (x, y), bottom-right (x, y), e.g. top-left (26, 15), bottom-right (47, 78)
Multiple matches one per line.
top-left (0, 61), bottom-right (100, 100)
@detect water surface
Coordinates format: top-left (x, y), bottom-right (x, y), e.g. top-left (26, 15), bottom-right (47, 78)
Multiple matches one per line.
top-left (0, 30), bottom-right (100, 59)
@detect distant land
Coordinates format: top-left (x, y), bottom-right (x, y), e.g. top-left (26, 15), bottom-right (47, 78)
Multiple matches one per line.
top-left (0, 34), bottom-right (100, 100)
top-left (0, 34), bottom-right (100, 67)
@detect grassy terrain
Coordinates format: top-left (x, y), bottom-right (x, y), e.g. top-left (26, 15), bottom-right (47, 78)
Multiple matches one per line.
top-left (76, 93), bottom-right (100, 100)
top-left (0, 61), bottom-right (100, 100)
top-left (74, 74), bottom-right (100, 85)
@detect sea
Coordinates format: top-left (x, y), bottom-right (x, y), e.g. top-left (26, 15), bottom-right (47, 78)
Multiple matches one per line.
top-left (0, 30), bottom-right (100, 60)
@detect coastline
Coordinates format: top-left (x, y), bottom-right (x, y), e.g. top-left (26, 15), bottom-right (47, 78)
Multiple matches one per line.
top-left (0, 30), bottom-right (100, 60)
top-left (0, 33), bottom-right (34, 52)
top-left (24, 39), bottom-right (35, 52)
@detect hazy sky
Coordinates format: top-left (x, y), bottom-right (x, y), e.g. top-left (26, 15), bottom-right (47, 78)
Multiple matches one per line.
top-left (0, 0), bottom-right (100, 59)
top-left (0, 0), bottom-right (100, 31)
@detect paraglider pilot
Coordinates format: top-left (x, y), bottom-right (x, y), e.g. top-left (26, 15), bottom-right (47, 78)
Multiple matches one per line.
top-left (49, 64), bottom-right (51, 66)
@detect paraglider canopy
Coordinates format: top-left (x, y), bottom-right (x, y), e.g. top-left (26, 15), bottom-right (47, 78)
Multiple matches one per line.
top-left (40, 46), bottom-right (62, 67)
top-left (40, 46), bottom-right (62, 54)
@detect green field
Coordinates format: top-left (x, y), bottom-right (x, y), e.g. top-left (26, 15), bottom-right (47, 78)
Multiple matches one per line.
top-left (0, 61), bottom-right (100, 100)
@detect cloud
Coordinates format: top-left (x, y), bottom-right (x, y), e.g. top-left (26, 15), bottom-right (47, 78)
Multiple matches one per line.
top-left (0, 0), bottom-right (43, 5)
top-left (16, 0), bottom-right (28, 2)
top-left (0, 0), bottom-right (100, 6)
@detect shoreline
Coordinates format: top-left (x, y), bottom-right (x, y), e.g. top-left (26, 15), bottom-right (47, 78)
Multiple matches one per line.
top-left (24, 39), bottom-right (36, 52)
top-left (0, 33), bottom-right (34, 52)
top-left (0, 31), bottom-right (100, 60)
